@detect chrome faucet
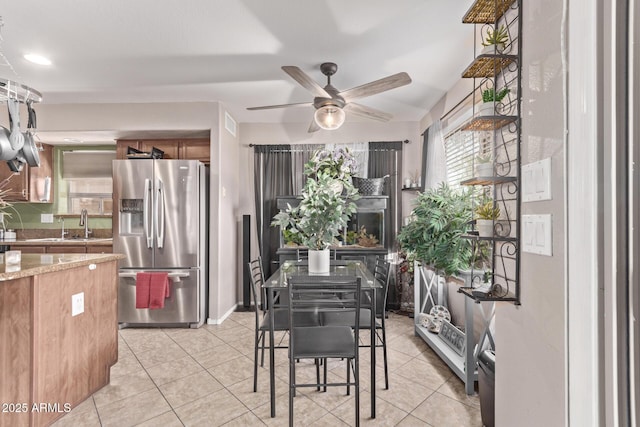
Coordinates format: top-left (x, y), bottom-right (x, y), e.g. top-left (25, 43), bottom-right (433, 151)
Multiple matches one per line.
top-left (79, 209), bottom-right (92, 239)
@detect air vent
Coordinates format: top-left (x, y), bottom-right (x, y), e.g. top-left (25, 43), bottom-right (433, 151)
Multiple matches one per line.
top-left (224, 112), bottom-right (237, 137)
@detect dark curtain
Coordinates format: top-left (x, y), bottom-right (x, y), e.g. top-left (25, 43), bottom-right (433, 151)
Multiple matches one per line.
top-left (253, 145), bottom-right (293, 276)
top-left (291, 144), bottom-right (323, 194)
top-left (367, 141), bottom-right (403, 251)
top-left (421, 129), bottom-right (429, 192)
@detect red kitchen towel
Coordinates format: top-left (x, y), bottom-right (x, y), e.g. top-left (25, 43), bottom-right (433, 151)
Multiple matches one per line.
top-left (135, 272), bottom-right (151, 309)
top-left (148, 272), bottom-right (170, 309)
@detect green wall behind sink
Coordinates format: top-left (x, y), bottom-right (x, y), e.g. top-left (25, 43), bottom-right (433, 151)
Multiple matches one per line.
top-left (3, 145), bottom-right (114, 232)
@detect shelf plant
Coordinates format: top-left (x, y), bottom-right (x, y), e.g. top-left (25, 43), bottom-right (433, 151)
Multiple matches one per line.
top-left (478, 87), bottom-right (510, 116)
top-left (474, 153), bottom-right (493, 177)
top-left (475, 200), bottom-right (500, 237)
top-left (481, 25), bottom-right (509, 53)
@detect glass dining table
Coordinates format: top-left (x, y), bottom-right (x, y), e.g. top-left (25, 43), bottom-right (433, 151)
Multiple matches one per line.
top-left (263, 259), bottom-right (381, 419)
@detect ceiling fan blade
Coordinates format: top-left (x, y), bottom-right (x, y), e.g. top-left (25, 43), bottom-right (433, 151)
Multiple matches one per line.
top-left (308, 117), bottom-right (320, 133)
top-left (345, 103), bottom-right (393, 122)
top-left (282, 66), bottom-right (332, 98)
top-left (339, 72), bottom-right (412, 103)
top-left (247, 102), bottom-right (312, 111)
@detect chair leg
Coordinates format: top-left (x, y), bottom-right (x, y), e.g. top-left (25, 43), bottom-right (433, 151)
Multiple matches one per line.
top-left (381, 327), bottom-right (389, 390)
top-left (323, 358), bottom-right (328, 392)
top-left (354, 357), bottom-right (360, 427)
top-left (315, 359), bottom-right (321, 391)
top-left (289, 357), bottom-right (295, 427)
top-left (346, 359), bottom-right (351, 396)
top-left (253, 330), bottom-right (260, 392)
top-left (260, 331), bottom-right (266, 367)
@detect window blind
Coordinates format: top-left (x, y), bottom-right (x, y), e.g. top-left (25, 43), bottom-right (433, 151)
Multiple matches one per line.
top-left (62, 150), bottom-right (116, 179)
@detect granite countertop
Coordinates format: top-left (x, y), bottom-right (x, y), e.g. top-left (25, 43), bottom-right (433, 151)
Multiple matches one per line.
top-left (5, 238), bottom-right (113, 246)
top-left (0, 253), bottom-right (124, 281)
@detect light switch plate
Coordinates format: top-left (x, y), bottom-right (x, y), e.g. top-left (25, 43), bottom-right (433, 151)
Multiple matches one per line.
top-left (41, 213), bottom-right (54, 223)
top-left (522, 158), bottom-right (552, 202)
top-left (522, 214), bottom-right (552, 256)
top-left (72, 292), bottom-right (84, 316)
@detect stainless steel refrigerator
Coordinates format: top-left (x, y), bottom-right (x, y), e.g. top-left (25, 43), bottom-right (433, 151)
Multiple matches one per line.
top-left (113, 159), bottom-right (208, 328)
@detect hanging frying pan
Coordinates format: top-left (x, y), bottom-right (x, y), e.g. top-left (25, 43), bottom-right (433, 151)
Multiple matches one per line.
top-left (20, 131), bottom-right (40, 167)
top-left (0, 126), bottom-right (21, 161)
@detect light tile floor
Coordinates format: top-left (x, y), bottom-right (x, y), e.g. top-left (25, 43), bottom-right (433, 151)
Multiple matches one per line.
top-left (52, 311), bottom-right (482, 427)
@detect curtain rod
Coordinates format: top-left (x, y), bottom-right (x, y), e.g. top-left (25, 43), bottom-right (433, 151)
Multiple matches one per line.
top-left (440, 91), bottom-right (474, 122)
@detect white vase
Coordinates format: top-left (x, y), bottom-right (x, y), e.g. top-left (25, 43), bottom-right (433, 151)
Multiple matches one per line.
top-left (480, 44), bottom-right (505, 56)
top-left (475, 162), bottom-right (494, 177)
top-left (477, 101), bottom-right (495, 116)
top-left (308, 249), bottom-right (330, 274)
top-left (476, 219), bottom-right (495, 237)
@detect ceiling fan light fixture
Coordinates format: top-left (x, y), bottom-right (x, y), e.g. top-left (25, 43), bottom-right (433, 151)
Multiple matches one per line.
top-left (314, 105), bottom-right (346, 130)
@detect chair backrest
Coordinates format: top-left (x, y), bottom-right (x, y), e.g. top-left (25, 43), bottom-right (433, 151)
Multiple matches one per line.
top-left (248, 257), bottom-right (265, 313)
top-left (287, 275), bottom-right (362, 335)
top-left (373, 257), bottom-right (391, 317)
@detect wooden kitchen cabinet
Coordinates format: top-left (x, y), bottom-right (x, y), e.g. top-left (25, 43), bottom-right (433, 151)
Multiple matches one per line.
top-left (9, 245), bottom-right (46, 254)
top-left (46, 245), bottom-right (86, 254)
top-left (0, 143), bottom-right (54, 202)
top-left (86, 245), bottom-right (113, 253)
top-left (179, 138), bottom-right (210, 164)
top-left (116, 138), bottom-right (210, 163)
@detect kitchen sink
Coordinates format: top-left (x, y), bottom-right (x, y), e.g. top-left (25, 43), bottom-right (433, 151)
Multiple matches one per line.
top-left (24, 237), bottom-right (112, 243)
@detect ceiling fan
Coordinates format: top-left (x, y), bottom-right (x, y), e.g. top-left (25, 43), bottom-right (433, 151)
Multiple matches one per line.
top-left (247, 62), bottom-right (412, 132)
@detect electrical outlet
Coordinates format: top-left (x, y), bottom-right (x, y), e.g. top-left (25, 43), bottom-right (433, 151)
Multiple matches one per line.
top-left (71, 292), bottom-right (84, 316)
top-left (41, 213), bottom-right (54, 223)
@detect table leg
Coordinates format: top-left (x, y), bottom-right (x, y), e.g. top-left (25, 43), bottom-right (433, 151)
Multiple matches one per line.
top-left (269, 288), bottom-right (276, 418)
top-left (371, 287), bottom-right (376, 418)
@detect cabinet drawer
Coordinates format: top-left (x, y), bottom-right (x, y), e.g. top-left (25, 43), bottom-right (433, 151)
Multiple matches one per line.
top-left (9, 245), bottom-right (46, 254)
top-left (87, 245), bottom-right (112, 254)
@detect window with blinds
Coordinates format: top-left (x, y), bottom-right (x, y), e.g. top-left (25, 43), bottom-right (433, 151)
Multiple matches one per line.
top-left (444, 129), bottom-right (492, 188)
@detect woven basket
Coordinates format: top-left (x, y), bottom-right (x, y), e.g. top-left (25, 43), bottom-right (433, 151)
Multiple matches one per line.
top-left (352, 176), bottom-right (387, 196)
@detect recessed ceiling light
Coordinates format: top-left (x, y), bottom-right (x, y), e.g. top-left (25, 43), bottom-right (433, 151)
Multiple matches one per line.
top-left (63, 138), bottom-right (83, 143)
top-left (24, 54), bottom-right (52, 66)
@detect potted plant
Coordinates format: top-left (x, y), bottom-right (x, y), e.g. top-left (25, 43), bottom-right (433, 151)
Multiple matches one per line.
top-left (474, 153), bottom-right (494, 177)
top-left (480, 25), bottom-right (509, 55)
top-left (271, 148), bottom-right (359, 273)
top-left (478, 87), bottom-right (510, 116)
top-left (475, 200), bottom-right (500, 237)
top-left (397, 183), bottom-right (473, 277)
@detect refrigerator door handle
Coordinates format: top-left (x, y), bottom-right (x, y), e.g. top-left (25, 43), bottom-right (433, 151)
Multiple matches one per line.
top-left (155, 179), bottom-right (165, 249)
top-left (118, 272), bottom-right (190, 278)
top-left (144, 178), bottom-right (153, 248)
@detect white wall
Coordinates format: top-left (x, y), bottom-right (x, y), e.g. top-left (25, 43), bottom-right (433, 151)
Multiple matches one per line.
top-left (208, 106), bottom-right (241, 323)
top-left (495, 0), bottom-right (566, 424)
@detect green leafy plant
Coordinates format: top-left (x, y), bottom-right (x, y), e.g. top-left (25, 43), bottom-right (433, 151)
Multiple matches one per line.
top-left (482, 25), bottom-right (509, 49)
top-left (482, 87), bottom-right (510, 103)
top-left (476, 153), bottom-right (493, 164)
top-left (397, 183), bottom-right (474, 276)
top-left (475, 201), bottom-right (501, 220)
top-left (272, 149), bottom-right (360, 250)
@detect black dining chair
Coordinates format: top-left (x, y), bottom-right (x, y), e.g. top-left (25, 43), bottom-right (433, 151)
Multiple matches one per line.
top-left (248, 257), bottom-right (320, 392)
top-left (321, 256), bottom-right (392, 389)
top-left (287, 275), bottom-right (362, 427)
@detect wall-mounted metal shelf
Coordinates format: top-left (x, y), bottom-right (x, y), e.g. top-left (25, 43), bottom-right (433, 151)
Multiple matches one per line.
top-left (460, 176), bottom-right (517, 186)
top-left (462, 0), bottom-right (517, 24)
top-left (462, 54), bottom-right (518, 78)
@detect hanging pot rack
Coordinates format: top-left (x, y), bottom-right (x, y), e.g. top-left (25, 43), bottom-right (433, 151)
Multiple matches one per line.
top-left (0, 77), bottom-right (42, 104)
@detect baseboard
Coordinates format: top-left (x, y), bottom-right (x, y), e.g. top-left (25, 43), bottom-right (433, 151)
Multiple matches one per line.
top-left (206, 304), bottom-right (238, 325)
